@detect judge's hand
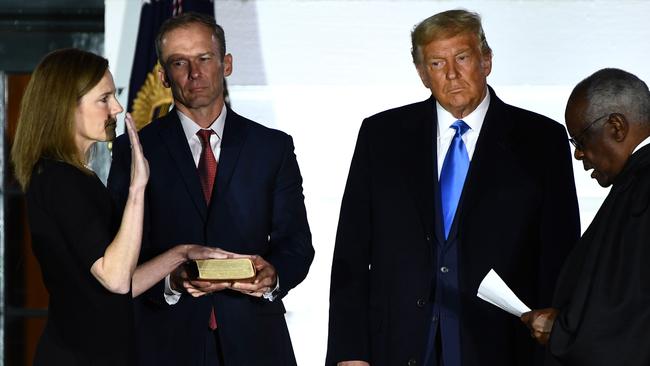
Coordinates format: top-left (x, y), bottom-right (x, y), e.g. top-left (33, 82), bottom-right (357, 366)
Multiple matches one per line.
top-left (338, 361), bottom-right (370, 366)
top-left (170, 246), bottom-right (235, 297)
top-left (230, 255), bottom-right (277, 297)
top-left (125, 113), bottom-right (149, 191)
top-left (521, 308), bottom-right (558, 345)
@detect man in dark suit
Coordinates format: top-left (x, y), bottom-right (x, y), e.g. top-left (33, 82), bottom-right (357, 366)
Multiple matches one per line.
top-left (326, 9), bottom-right (580, 366)
top-left (108, 12), bottom-right (313, 366)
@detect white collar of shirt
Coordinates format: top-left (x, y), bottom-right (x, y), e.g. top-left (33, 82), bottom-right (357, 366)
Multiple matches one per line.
top-left (633, 135), bottom-right (650, 154)
top-left (436, 90), bottom-right (490, 177)
top-left (177, 108), bottom-right (227, 166)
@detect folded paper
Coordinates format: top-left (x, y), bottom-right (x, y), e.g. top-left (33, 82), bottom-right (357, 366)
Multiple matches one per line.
top-left (477, 269), bottom-right (530, 317)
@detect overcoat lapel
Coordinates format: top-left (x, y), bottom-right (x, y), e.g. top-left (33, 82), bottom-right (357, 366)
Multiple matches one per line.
top-left (159, 110), bottom-right (208, 221)
top-left (399, 98), bottom-right (442, 244)
top-left (447, 89), bottom-right (514, 241)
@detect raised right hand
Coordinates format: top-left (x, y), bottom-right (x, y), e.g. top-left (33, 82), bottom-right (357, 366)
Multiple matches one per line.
top-left (125, 112), bottom-right (149, 191)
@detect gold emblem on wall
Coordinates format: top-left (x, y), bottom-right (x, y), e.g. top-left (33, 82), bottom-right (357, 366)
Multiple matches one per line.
top-left (131, 63), bottom-right (173, 130)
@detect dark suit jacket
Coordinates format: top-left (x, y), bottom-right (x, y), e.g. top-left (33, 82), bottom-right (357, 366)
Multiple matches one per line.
top-left (107, 108), bottom-right (314, 366)
top-left (326, 87), bottom-right (580, 366)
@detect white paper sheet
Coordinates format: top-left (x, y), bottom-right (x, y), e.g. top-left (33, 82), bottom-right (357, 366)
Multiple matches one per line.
top-left (476, 269), bottom-right (531, 317)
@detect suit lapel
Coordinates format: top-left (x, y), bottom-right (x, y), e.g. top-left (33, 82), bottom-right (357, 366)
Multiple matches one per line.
top-left (159, 109), bottom-right (208, 220)
top-left (447, 88), bottom-right (514, 241)
top-left (213, 108), bottom-right (246, 203)
top-left (399, 98), bottom-right (441, 243)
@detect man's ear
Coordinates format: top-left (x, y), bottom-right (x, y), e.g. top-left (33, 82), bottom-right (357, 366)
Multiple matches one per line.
top-left (481, 52), bottom-right (493, 77)
top-left (415, 64), bottom-right (430, 89)
top-left (158, 65), bottom-right (171, 88)
top-left (607, 113), bottom-right (629, 142)
top-left (223, 53), bottom-right (233, 77)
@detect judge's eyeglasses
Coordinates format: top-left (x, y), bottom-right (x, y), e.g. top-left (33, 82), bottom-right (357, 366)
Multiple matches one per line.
top-left (568, 113), bottom-right (610, 151)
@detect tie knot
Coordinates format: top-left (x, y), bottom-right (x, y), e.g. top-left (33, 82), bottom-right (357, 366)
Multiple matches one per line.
top-left (451, 120), bottom-right (470, 136)
top-left (197, 129), bottom-right (214, 146)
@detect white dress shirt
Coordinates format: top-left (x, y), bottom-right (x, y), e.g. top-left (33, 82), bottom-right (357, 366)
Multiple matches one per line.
top-left (436, 92), bottom-right (490, 178)
top-left (179, 109), bottom-right (226, 166)
top-left (164, 108), bottom-right (227, 304)
top-left (633, 135), bottom-right (650, 154)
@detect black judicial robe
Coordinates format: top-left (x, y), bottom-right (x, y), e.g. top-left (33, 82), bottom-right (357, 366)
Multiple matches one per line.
top-left (547, 145), bottom-right (650, 366)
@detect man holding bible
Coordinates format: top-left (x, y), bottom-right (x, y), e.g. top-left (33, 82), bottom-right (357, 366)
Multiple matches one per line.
top-left (326, 9), bottom-right (580, 366)
top-left (108, 12), bottom-right (313, 366)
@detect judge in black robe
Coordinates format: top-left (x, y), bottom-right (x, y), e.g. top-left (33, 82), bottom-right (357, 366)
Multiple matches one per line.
top-left (522, 68), bottom-right (650, 366)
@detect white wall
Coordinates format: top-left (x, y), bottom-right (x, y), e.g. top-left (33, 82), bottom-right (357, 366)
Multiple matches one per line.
top-left (105, 1), bottom-right (650, 364)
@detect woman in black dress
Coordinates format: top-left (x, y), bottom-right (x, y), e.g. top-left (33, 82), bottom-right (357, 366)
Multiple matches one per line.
top-left (12, 48), bottom-right (227, 365)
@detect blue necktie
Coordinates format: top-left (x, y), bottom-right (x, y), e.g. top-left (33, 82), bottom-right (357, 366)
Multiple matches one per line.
top-left (440, 120), bottom-right (470, 239)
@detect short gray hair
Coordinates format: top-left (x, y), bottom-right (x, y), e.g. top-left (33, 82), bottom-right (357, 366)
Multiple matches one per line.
top-left (570, 68), bottom-right (650, 127)
top-left (155, 12), bottom-right (226, 63)
top-left (411, 9), bottom-right (492, 65)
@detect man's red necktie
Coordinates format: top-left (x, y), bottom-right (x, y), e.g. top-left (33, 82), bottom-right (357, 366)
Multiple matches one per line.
top-left (197, 129), bottom-right (217, 203)
top-left (197, 129), bottom-right (218, 330)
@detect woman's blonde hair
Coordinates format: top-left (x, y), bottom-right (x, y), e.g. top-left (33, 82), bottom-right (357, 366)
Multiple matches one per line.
top-left (11, 48), bottom-right (108, 190)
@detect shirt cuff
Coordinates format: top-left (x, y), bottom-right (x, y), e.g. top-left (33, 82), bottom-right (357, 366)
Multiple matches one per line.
top-left (164, 274), bottom-right (182, 305)
top-left (262, 277), bottom-right (280, 302)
